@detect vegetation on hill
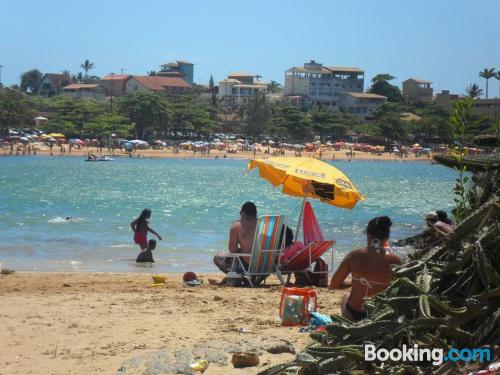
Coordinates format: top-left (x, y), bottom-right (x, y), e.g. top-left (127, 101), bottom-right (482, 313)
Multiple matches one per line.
top-left (1, 70), bottom-right (498, 144)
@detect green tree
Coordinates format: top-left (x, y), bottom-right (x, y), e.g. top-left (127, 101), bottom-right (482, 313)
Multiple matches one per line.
top-left (41, 120), bottom-right (78, 137)
top-left (0, 87), bottom-right (36, 134)
top-left (269, 105), bottom-right (312, 142)
top-left (479, 68), bottom-right (496, 99)
top-left (208, 75), bottom-right (218, 107)
top-left (243, 92), bottom-right (271, 141)
top-left (48, 96), bottom-right (107, 134)
top-left (20, 69), bottom-right (43, 93)
top-left (118, 91), bottom-right (170, 139)
top-left (369, 74), bottom-right (402, 102)
top-left (377, 114), bottom-right (406, 142)
top-left (267, 80), bottom-right (283, 94)
top-left (80, 59), bottom-right (95, 81)
top-left (83, 113), bottom-right (133, 140)
top-left (465, 83), bottom-right (483, 98)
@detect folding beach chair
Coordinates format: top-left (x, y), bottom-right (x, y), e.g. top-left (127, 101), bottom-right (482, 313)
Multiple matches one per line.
top-left (225, 215), bottom-right (287, 287)
top-left (280, 201), bottom-right (335, 284)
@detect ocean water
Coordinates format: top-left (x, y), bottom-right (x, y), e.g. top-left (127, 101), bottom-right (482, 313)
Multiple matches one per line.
top-left (0, 156), bottom-right (457, 273)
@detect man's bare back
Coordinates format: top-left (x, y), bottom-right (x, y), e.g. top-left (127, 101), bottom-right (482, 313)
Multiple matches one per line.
top-left (229, 219), bottom-right (257, 263)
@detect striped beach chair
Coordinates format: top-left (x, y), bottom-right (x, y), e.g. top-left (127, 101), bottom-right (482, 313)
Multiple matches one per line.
top-left (228, 215), bottom-right (287, 287)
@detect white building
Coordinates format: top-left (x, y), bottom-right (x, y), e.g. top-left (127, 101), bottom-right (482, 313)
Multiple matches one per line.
top-left (61, 84), bottom-right (106, 100)
top-left (218, 72), bottom-right (268, 106)
top-left (284, 60), bottom-right (364, 110)
top-left (341, 92), bottom-right (387, 120)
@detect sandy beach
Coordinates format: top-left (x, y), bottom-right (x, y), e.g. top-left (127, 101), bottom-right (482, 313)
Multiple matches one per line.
top-left (0, 272), bottom-right (344, 375)
top-left (2, 144), bottom-right (433, 162)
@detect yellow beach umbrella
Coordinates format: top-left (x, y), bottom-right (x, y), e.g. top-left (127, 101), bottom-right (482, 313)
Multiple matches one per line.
top-left (247, 157), bottom-right (364, 209)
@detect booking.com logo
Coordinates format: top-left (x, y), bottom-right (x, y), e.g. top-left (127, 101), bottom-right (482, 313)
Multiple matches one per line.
top-left (365, 344), bottom-right (492, 366)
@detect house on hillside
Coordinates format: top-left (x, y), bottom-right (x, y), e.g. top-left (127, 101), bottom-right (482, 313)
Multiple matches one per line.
top-left (37, 73), bottom-right (71, 97)
top-left (434, 90), bottom-right (459, 113)
top-left (100, 74), bottom-right (130, 97)
top-left (341, 92), bottom-right (387, 120)
top-left (402, 78), bottom-right (433, 103)
top-left (284, 60), bottom-right (364, 111)
top-left (125, 76), bottom-right (191, 94)
top-left (218, 72), bottom-right (268, 106)
top-left (157, 60), bottom-right (194, 85)
top-left (61, 84), bottom-right (106, 100)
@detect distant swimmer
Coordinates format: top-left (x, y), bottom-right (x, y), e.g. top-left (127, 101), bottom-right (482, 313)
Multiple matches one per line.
top-left (65, 216), bottom-right (72, 221)
top-left (136, 239), bottom-right (156, 263)
top-left (130, 209), bottom-right (162, 251)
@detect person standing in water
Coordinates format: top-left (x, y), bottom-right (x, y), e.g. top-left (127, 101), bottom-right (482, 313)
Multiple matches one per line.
top-left (130, 209), bottom-right (162, 251)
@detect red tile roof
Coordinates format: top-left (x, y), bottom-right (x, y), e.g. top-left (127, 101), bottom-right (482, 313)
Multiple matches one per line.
top-left (157, 71), bottom-right (185, 77)
top-left (101, 74), bottom-right (130, 81)
top-left (133, 76), bottom-right (191, 90)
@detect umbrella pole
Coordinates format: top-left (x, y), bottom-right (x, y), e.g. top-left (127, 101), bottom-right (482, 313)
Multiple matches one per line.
top-left (295, 195), bottom-right (307, 241)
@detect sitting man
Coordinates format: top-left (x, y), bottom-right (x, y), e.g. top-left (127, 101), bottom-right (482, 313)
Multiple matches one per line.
top-left (213, 202), bottom-right (258, 276)
top-left (329, 216), bottom-right (402, 322)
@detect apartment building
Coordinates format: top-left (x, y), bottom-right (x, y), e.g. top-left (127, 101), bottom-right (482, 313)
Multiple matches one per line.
top-left (218, 72), bottom-right (268, 106)
top-left (284, 60), bottom-right (364, 110)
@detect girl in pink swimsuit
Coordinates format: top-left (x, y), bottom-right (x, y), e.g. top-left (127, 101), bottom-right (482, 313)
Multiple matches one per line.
top-left (130, 209), bottom-right (162, 250)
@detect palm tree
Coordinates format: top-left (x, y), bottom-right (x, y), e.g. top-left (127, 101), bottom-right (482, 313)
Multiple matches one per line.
top-left (267, 80), bottom-right (283, 94)
top-left (61, 69), bottom-right (70, 76)
top-left (479, 68), bottom-right (496, 99)
top-left (80, 59), bottom-right (95, 80)
top-left (465, 83), bottom-right (483, 99)
top-left (495, 71), bottom-right (500, 98)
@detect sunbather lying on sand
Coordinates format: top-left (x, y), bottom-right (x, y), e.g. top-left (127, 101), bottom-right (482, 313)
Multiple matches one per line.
top-left (329, 216), bottom-right (402, 322)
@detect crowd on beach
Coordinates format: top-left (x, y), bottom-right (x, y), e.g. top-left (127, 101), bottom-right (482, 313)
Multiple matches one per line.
top-left (130, 203), bottom-right (454, 324)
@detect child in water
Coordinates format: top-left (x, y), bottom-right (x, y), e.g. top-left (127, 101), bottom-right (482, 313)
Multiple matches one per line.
top-left (130, 208), bottom-right (162, 250)
top-left (136, 239), bottom-right (156, 263)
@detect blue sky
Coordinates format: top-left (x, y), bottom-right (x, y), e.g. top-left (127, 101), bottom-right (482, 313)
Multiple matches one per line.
top-left (1, 0), bottom-right (499, 96)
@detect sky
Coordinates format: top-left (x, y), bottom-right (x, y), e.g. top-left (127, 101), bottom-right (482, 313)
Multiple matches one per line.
top-left (1, 0), bottom-right (499, 96)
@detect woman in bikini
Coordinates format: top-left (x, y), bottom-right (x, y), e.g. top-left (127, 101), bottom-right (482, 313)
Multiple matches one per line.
top-left (130, 209), bottom-right (162, 251)
top-left (329, 216), bottom-right (402, 322)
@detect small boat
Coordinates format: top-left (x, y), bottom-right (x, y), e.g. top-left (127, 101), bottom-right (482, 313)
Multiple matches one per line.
top-left (98, 156), bottom-right (114, 161)
top-left (85, 156), bottom-right (114, 162)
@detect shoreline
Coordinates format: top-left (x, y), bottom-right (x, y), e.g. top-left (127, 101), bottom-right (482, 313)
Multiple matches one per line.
top-left (1, 146), bottom-right (434, 162)
top-left (0, 271), bottom-right (344, 374)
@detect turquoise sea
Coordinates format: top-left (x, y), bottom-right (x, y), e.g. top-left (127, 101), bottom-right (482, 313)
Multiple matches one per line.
top-left (0, 157), bottom-right (457, 273)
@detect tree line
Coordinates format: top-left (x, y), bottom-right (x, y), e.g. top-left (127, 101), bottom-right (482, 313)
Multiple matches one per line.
top-left (1, 67), bottom-right (498, 145)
